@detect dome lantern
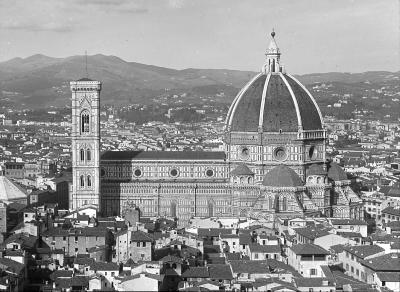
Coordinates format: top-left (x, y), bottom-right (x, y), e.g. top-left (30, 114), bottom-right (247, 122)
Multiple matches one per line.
top-left (262, 29), bottom-right (282, 74)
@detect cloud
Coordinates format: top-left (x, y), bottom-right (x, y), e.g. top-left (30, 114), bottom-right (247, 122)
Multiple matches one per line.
top-left (0, 20), bottom-right (74, 32)
top-left (72, 0), bottom-right (149, 13)
top-left (0, 0), bottom-right (76, 32)
top-left (74, 0), bottom-right (127, 6)
top-left (168, 0), bottom-right (185, 9)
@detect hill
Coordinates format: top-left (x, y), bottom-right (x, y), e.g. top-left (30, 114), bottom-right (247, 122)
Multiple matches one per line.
top-left (0, 54), bottom-right (398, 109)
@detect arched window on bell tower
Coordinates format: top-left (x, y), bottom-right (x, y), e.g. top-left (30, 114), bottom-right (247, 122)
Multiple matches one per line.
top-left (80, 175), bottom-right (85, 187)
top-left (81, 111), bottom-right (90, 133)
top-left (87, 175), bottom-right (92, 187)
top-left (80, 149), bottom-right (85, 161)
top-left (86, 148), bottom-right (91, 161)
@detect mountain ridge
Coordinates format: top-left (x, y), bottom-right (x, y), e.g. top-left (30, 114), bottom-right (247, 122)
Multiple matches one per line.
top-left (0, 54), bottom-right (398, 108)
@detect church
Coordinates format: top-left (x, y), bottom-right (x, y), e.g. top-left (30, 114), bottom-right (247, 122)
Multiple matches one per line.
top-left (70, 32), bottom-right (363, 225)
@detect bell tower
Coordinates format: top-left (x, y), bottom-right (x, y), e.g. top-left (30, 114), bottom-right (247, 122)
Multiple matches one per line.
top-left (70, 78), bottom-right (101, 210)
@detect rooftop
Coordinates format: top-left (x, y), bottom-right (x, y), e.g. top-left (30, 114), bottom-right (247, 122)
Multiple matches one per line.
top-left (101, 150), bottom-right (226, 161)
top-left (343, 245), bottom-right (384, 259)
top-left (262, 165), bottom-right (303, 188)
top-left (290, 243), bottom-right (329, 256)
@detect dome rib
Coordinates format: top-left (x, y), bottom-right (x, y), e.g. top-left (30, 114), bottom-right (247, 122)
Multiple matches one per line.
top-left (257, 73), bottom-right (271, 129)
top-left (230, 74), bottom-right (267, 132)
top-left (286, 74), bottom-right (324, 129)
top-left (261, 74), bottom-right (298, 132)
top-left (226, 73), bottom-right (263, 128)
top-left (279, 73), bottom-right (302, 130)
top-left (225, 73), bottom-right (324, 133)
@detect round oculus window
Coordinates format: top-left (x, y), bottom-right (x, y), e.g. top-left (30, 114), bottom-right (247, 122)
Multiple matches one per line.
top-left (206, 169), bottom-right (214, 177)
top-left (239, 146), bottom-right (250, 160)
top-left (134, 169), bottom-right (142, 177)
top-left (274, 147), bottom-right (287, 161)
top-left (169, 168), bottom-right (179, 177)
top-left (309, 146), bottom-right (318, 160)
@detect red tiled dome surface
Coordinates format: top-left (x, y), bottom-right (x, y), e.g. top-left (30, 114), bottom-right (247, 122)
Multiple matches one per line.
top-left (327, 162), bottom-right (347, 181)
top-left (226, 73), bottom-right (322, 133)
top-left (262, 165), bottom-right (303, 187)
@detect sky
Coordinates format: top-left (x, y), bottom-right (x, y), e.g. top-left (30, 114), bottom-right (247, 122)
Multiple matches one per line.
top-left (0, 0), bottom-right (398, 74)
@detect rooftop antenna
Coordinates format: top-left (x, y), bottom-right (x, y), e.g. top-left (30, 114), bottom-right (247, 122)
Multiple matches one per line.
top-left (85, 50), bottom-right (88, 78)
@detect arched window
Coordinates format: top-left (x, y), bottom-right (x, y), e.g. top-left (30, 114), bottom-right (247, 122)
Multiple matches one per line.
top-left (170, 202), bottom-right (177, 218)
top-left (269, 196), bottom-right (274, 210)
top-left (80, 149), bottom-right (85, 161)
top-left (80, 175), bottom-right (85, 187)
top-left (87, 175), bottom-right (92, 187)
top-left (86, 149), bottom-right (91, 161)
top-left (81, 111), bottom-right (90, 133)
top-left (282, 197), bottom-right (287, 211)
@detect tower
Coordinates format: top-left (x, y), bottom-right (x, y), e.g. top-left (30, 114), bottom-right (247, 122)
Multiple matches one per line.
top-left (70, 78), bottom-right (101, 210)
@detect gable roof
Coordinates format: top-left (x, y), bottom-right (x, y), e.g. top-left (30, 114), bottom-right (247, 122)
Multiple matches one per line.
top-left (0, 258), bottom-right (25, 275)
top-left (360, 253), bottom-right (400, 271)
top-left (343, 245), bottom-right (384, 260)
top-left (294, 227), bottom-right (331, 240)
top-left (208, 264), bottom-right (233, 280)
top-left (290, 243), bottom-right (329, 255)
top-left (131, 230), bottom-right (153, 242)
top-left (331, 219), bottom-right (367, 226)
top-left (181, 267), bottom-right (209, 278)
top-left (248, 244), bottom-right (281, 254)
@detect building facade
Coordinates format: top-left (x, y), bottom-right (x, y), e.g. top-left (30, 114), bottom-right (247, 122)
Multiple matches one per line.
top-left (70, 33), bottom-right (363, 225)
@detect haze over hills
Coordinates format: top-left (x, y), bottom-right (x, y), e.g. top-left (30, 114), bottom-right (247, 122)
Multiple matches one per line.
top-left (0, 54), bottom-right (398, 109)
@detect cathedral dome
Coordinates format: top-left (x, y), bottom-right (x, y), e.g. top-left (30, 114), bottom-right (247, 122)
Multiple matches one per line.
top-left (262, 165), bottom-right (303, 188)
top-left (225, 33), bottom-right (323, 133)
top-left (327, 162), bottom-right (348, 181)
top-left (307, 164), bottom-right (327, 176)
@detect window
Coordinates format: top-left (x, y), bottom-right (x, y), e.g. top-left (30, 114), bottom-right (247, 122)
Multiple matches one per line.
top-left (81, 111), bottom-right (90, 133)
top-left (111, 272), bottom-right (115, 276)
top-left (255, 253), bottom-right (259, 259)
top-left (105, 272), bottom-right (107, 276)
top-left (351, 266), bottom-right (354, 273)
top-left (282, 197), bottom-right (287, 211)
top-left (86, 149), bottom-right (91, 161)
top-left (310, 269), bottom-right (317, 276)
top-left (137, 242), bottom-right (140, 247)
top-left (143, 242), bottom-right (146, 247)
top-left (75, 248), bottom-right (78, 252)
top-left (87, 175), bottom-right (92, 187)
top-left (80, 149), bottom-right (85, 161)
top-left (80, 175), bottom-right (85, 187)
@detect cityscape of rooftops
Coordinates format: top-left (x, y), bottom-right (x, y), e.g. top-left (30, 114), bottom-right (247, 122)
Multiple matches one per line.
top-left (0, 1), bottom-right (399, 291)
